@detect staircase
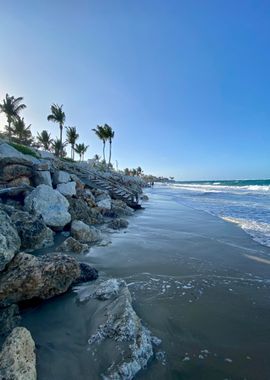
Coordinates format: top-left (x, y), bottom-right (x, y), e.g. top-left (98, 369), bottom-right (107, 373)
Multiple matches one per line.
top-left (59, 162), bottom-right (140, 206)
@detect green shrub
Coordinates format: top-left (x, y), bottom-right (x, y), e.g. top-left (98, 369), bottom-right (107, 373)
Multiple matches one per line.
top-left (9, 142), bottom-right (39, 158)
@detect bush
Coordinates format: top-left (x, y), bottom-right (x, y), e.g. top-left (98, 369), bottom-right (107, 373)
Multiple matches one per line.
top-left (9, 142), bottom-right (39, 158)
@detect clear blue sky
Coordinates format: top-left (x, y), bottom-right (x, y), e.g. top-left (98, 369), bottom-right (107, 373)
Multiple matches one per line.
top-left (0, 0), bottom-right (269, 180)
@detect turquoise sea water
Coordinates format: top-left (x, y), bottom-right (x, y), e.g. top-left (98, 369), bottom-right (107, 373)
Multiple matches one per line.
top-left (161, 179), bottom-right (270, 248)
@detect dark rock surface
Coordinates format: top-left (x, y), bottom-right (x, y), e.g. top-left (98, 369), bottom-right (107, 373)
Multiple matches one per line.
top-left (0, 304), bottom-right (21, 337)
top-left (0, 253), bottom-right (80, 306)
top-left (0, 210), bottom-right (21, 272)
top-left (68, 197), bottom-right (104, 225)
top-left (74, 263), bottom-right (99, 284)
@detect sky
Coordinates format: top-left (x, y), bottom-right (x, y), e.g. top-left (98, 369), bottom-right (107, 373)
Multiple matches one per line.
top-left (0, 0), bottom-right (270, 180)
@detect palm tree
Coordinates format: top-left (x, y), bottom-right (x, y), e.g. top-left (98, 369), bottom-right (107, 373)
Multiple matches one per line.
top-left (66, 126), bottom-right (79, 160)
top-left (52, 138), bottom-right (67, 157)
top-left (47, 104), bottom-right (66, 156)
top-left (136, 166), bottom-right (142, 176)
top-left (36, 130), bottom-right (53, 151)
top-left (104, 124), bottom-right (115, 166)
top-left (92, 125), bottom-right (107, 162)
top-left (0, 94), bottom-right (26, 141)
top-left (10, 117), bottom-right (32, 145)
top-left (74, 143), bottom-right (88, 161)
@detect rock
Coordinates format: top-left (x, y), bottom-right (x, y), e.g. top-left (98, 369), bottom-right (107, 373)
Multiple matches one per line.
top-left (0, 327), bottom-right (36, 380)
top-left (107, 218), bottom-right (129, 230)
top-left (24, 184), bottom-right (71, 228)
top-left (68, 197), bottom-right (104, 225)
top-left (111, 200), bottom-right (134, 218)
top-left (0, 304), bottom-right (21, 337)
top-left (70, 174), bottom-right (85, 190)
top-left (33, 170), bottom-right (52, 187)
top-left (0, 164), bottom-right (33, 182)
top-left (87, 279), bottom-right (154, 380)
top-left (0, 210), bottom-right (21, 272)
top-left (96, 195), bottom-right (111, 209)
top-left (0, 252), bottom-right (80, 305)
top-left (9, 209), bottom-right (54, 251)
top-left (52, 170), bottom-right (71, 185)
top-left (94, 278), bottom-right (126, 300)
top-left (71, 220), bottom-right (101, 243)
top-left (57, 181), bottom-right (76, 197)
top-left (56, 237), bottom-right (88, 254)
top-left (0, 143), bottom-right (32, 161)
top-left (8, 176), bottom-right (31, 187)
top-left (73, 263), bottom-right (98, 284)
top-left (38, 150), bottom-right (55, 160)
top-left (76, 188), bottom-right (96, 207)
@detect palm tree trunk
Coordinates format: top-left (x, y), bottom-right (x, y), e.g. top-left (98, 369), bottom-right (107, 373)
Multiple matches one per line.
top-left (109, 140), bottom-right (112, 165)
top-left (8, 119), bottom-right (11, 142)
top-left (60, 124), bottom-right (63, 157)
top-left (103, 142), bottom-right (105, 162)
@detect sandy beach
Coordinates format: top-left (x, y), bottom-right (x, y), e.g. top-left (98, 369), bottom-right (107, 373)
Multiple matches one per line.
top-left (21, 186), bottom-right (270, 380)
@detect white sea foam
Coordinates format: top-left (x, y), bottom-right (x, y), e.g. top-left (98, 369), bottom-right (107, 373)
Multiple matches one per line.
top-left (162, 182), bottom-right (270, 248)
top-left (222, 217), bottom-right (270, 247)
top-left (169, 183), bottom-right (270, 195)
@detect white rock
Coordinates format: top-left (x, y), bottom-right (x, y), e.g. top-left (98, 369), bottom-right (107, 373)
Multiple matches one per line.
top-left (71, 220), bottom-right (100, 243)
top-left (87, 279), bottom-right (154, 380)
top-left (53, 170), bottom-right (71, 185)
top-left (24, 184), bottom-right (71, 228)
top-left (0, 327), bottom-right (36, 380)
top-left (57, 181), bottom-right (76, 197)
top-left (96, 193), bottom-right (112, 209)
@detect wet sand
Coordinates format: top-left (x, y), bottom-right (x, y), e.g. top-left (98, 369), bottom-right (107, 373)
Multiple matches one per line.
top-left (22, 187), bottom-right (270, 380)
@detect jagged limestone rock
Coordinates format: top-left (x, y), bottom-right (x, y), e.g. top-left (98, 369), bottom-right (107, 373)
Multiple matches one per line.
top-left (24, 184), bottom-right (71, 228)
top-left (0, 327), bottom-right (36, 380)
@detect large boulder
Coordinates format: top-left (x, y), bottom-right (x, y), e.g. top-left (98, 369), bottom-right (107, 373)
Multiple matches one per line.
top-left (7, 176), bottom-right (31, 187)
top-left (0, 143), bottom-right (32, 161)
top-left (24, 184), bottom-right (71, 228)
top-left (111, 199), bottom-right (134, 217)
top-left (9, 209), bottom-right (54, 251)
top-left (0, 210), bottom-right (21, 272)
top-left (0, 253), bottom-right (80, 305)
top-left (56, 237), bottom-right (89, 254)
top-left (0, 163), bottom-right (33, 182)
top-left (77, 279), bottom-right (154, 379)
top-left (57, 181), bottom-right (76, 197)
top-left (52, 170), bottom-right (71, 185)
top-left (0, 327), bottom-right (36, 380)
top-left (33, 170), bottom-right (52, 187)
top-left (68, 197), bottom-right (104, 225)
top-left (71, 220), bottom-right (101, 243)
top-left (95, 191), bottom-right (112, 209)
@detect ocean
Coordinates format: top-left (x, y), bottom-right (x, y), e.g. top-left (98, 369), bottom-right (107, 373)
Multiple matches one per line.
top-left (21, 186), bottom-right (270, 380)
top-left (161, 179), bottom-right (270, 248)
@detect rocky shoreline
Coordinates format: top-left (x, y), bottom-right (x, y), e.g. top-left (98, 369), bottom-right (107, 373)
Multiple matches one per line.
top-left (0, 140), bottom-right (152, 380)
